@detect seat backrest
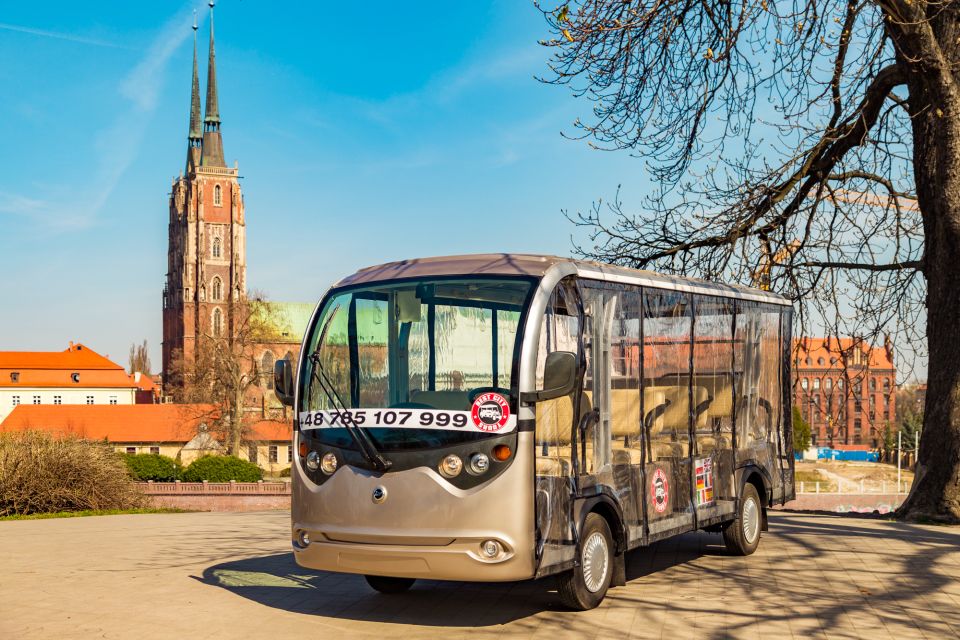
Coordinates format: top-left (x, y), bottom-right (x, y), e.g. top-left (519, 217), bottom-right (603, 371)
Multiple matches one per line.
top-left (409, 390), bottom-right (469, 411)
top-left (610, 389), bottom-right (641, 438)
top-left (692, 374), bottom-right (734, 418)
top-left (535, 392), bottom-right (592, 445)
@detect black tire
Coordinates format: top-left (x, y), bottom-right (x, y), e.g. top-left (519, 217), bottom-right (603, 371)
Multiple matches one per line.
top-left (723, 482), bottom-right (763, 556)
top-left (364, 575), bottom-right (416, 594)
top-left (557, 513), bottom-right (614, 610)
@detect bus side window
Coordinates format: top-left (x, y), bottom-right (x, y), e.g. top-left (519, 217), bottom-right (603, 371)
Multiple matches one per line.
top-left (535, 281), bottom-right (581, 477)
top-left (643, 291), bottom-right (692, 461)
top-left (692, 296), bottom-right (735, 454)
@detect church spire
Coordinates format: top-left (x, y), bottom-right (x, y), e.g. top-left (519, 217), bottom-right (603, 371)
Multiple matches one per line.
top-left (186, 12), bottom-right (202, 173)
top-left (200, 1), bottom-right (226, 167)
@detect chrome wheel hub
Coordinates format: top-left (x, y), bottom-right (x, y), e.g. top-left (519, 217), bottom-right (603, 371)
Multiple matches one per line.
top-left (742, 496), bottom-right (760, 544)
top-left (581, 531), bottom-right (609, 593)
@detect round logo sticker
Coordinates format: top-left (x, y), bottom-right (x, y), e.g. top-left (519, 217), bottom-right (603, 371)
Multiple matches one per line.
top-left (651, 468), bottom-right (669, 513)
top-left (471, 392), bottom-right (510, 432)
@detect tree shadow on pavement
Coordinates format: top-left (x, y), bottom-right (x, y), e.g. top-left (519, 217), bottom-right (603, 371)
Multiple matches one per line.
top-left (195, 534), bottom-right (719, 628)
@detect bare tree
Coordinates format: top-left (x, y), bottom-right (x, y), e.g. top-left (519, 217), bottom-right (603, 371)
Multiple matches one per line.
top-left (539, 0), bottom-right (959, 521)
top-left (127, 340), bottom-right (151, 375)
top-left (168, 294), bottom-right (279, 456)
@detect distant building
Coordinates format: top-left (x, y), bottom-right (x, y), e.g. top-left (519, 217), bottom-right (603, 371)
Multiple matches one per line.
top-left (0, 342), bottom-right (150, 424)
top-left (793, 337), bottom-right (896, 448)
top-left (161, 6), bottom-right (311, 407)
top-left (0, 404), bottom-right (292, 473)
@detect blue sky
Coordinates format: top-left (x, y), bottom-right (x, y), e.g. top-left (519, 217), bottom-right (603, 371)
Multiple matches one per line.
top-left (0, 1), bottom-right (653, 369)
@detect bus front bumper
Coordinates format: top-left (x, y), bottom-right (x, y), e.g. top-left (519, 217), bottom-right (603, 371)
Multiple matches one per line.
top-left (291, 529), bottom-right (533, 582)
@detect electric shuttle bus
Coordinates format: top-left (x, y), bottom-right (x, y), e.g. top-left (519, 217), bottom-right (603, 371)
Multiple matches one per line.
top-left (274, 254), bottom-right (794, 610)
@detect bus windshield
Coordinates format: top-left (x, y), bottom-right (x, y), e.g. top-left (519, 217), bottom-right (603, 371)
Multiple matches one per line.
top-left (299, 277), bottom-right (535, 451)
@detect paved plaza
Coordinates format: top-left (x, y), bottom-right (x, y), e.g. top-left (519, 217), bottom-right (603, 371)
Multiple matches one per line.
top-left (2, 510), bottom-right (959, 639)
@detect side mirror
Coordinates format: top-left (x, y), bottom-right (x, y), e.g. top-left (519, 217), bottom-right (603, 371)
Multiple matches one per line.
top-left (274, 359), bottom-right (295, 407)
top-left (522, 351), bottom-right (577, 403)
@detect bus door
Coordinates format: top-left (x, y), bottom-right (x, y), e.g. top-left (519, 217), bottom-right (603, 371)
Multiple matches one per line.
top-left (690, 295), bottom-right (737, 523)
top-left (533, 279), bottom-right (582, 573)
top-left (642, 290), bottom-right (695, 539)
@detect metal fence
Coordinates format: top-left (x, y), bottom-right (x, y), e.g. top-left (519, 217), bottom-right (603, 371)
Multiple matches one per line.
top-left (797, 479), bottom-right (911, 495)
top-left (137, 481), bottom-right (291, 495)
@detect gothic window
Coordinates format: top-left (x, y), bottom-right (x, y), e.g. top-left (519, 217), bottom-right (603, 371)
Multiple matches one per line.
top-left (212, 237), bottom-right (222, 258)
top-left (212, 277), bottom-right (222, 301)
top-left (213, 308), bottom-right (223, 337)
top-left (261, 351), bottom-right (275, 389)
top-left (214, 184), bottom-right (222, 206)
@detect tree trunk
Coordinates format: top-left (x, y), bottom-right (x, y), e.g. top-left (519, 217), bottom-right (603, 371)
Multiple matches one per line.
top-left (897, 75), bottom-right (960, 523)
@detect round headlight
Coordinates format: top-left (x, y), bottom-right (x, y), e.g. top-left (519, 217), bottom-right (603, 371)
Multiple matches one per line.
top-left (468, 453), bottom-right (490, 475)
top-left (439, 454), bottom-right (463, 478)
top-left (297, 529), bottom-right (310, 547)
top-left (320, 452), bottom-right (338, 475)
top-left (305, 450), bottom-right (320, 471)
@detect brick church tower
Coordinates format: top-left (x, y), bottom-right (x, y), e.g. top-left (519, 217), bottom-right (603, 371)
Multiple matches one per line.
top-left (162, 4), bottom-right (246, 394)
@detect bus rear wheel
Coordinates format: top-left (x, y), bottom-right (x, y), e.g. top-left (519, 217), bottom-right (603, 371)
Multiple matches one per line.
top-left (364, 575), bottom-right (416, 594)
top-left (558, 513), bottom-right (613, 610)
top-left (723, 483), bottom-right (762, 556)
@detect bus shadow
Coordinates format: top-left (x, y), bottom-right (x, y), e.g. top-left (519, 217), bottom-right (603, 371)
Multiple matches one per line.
top-left (196, 534), bottom-right (718, 627)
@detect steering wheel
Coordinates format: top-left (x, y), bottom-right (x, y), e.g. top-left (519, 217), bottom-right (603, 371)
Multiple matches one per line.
top-left (467, 387), bottom-right (511, 404)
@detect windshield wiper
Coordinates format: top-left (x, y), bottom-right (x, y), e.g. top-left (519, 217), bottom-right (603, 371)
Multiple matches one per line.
top-left (307, 306), bottom-right (392, 472)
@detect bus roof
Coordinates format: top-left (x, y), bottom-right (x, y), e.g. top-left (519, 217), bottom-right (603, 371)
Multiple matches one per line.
top-left (335, 253), bottom-right (792, 307)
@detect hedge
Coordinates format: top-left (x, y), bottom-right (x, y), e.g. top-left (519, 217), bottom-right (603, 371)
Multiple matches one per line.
top-left (181, 455), bottom-right (263, 482)
top-left (123, 453), bottom-right (182, 481)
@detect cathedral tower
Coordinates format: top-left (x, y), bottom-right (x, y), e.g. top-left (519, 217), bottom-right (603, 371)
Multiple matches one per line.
top-left (162, 2), bottom-right (246, 394)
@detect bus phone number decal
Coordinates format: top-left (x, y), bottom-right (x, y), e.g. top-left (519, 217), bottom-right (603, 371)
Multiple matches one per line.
top-left (298, 409), bottom-right (517, 434)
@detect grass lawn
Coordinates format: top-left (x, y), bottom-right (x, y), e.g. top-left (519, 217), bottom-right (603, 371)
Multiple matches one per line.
top-left (0, 507), bottom-right (190, 521)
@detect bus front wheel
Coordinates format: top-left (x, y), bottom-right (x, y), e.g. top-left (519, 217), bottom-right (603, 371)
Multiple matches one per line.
top-left (364, 575), bottom-right (416, 594)
top-left (558, 513), bottom-right (614, 610)
top-left (723, 483), bottom-right (762, 556)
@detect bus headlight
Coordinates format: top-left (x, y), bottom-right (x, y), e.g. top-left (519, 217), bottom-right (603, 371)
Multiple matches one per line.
top-left (320, 452), bottom-right (338, 475)
top-left (305, 451), bottom-right (320, 471)
top-left (468, 453), bottom-right (490, 475)
top-left (439, 454), bottom-right (463, 478)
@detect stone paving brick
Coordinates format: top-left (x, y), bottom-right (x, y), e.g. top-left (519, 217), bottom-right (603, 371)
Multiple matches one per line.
top-left (1, 510), bottom-right (959, 639)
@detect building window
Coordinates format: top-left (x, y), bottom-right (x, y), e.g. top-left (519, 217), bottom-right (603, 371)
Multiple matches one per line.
top-left (837, 378), bottom-right (844, 389)
top-left (71, 372), bottom-right (80, 383)
top-left (287, 446), bottom-right (293, 463)
top-left (813, 378), bottom-right (820, 390)
top-left (883, 377), bottom-right (891, 391)
top-left (214, 184), bottom-right (222, 206)
top-left (212, 237), bottom-right (222, 258)
top-left (248, 444), bottom-right (258, 463)
top-left (9, 372), bottom-right (19, 383)
top-left (261, 351), bottom-right (275, 389)
top-left (269, 445), bottom-right (278, 463)
top-left (86, 396), bottom-right (94, 405)
top-left (126, 447), bottom-right (137, 455)
top-left (801, 378), bottom-right (809, 390)
top-left (213, 308), bottom-right (223, 337)
top-left (53, 395), bottom-right (61, 405)
top-left (32, 395), bottom-right (41, 404)
top-left (870, 378), bottom-right (877, 392)
top-left (854, 398), bottom-right (862, 412)
top-left (11, 395), bottom-right (20, 406)
top-left (824, 378), bottom-right (832, 391)
top-left (212, 277), bottom-right (222, 301)
top-left (149, 446), bottom-right (160, 455)
top-left (817, 357), bottom-right (825, 366)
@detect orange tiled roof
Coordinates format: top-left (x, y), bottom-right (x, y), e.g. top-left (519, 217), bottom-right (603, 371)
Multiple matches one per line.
top-left (0, 404), bottom-right (217, 443)
top-left (0, 343), bottom-right (136, 389)
top-left (0, 404), bottom-right (292, 444)
top-left (249, 419), bottom-right (293, 441)
top-left (794, 337), bottom-right (894, 370)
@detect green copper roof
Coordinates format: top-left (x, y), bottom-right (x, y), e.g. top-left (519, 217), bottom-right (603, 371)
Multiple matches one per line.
top-left (253, 302), bottom-right (315, 343)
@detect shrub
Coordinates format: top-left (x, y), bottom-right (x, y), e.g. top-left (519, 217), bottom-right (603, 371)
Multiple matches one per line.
top-left (181, 455), bottom-right (262, 482)
top-left (123, 453), bottom-right (182, 481)
top-left (0, 431), bottom-right (144, 517)
top-left (279, 466), bottom-right (291, 478)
